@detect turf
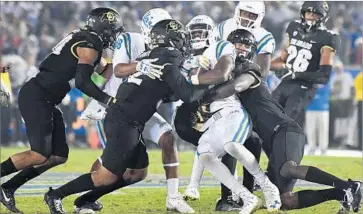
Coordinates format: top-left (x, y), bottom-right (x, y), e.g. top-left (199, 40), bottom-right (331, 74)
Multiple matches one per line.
top-left (0, 147), bottom-right (362, 214)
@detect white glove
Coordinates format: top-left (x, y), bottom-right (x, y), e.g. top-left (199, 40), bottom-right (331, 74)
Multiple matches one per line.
top-left (198, 55), bottom-right (212, 71)
top-left (136, 58), bottom-right (164, 80)
top-left (80, 99), bottom-right (106, 121)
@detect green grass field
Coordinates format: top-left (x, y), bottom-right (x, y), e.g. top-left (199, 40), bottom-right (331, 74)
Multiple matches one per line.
top-left (1, 147), bottom-right (362, 214)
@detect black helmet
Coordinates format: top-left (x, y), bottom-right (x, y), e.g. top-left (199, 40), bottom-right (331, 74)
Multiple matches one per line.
top-left (300, 1), bottom-right (329, 31)
top-left (149, 19), bottom-right (192, 56)
top-left (227, 28), bottom-right (257, 63)
top-left (85, 7), bottom-right (124, 49)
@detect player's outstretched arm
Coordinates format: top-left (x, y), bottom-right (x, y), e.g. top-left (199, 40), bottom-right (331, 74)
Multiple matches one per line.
top-left (191, 55), bottom-right (235, 85)
top-left (162, 64), bottom-right (209, 103)
top-left (75, 47), bottom-right (115, 105)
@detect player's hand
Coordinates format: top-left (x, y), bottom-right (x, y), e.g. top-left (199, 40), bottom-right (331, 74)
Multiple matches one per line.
top-left (136, 58), bottom-right (163, 80)
top-left (274, 65), bottom-right (291, 79)
top-left (81, 99), bottom-right (107, 121)
top-left (198, 56), bottom-right (212, 71)
top-left (0, 90), bottom-right (10, 107)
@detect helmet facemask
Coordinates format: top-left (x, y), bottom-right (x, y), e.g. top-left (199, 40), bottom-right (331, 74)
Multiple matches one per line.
top-left (235, 9), bottom-right (259, 29)
top-left (187, 23), bottom-right (213, 50)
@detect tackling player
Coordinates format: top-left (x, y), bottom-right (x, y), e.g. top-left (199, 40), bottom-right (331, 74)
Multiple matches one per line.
top-left (184, 2), bottom-right (277, 211)
top-left (0, 7), bottom-right (123, 214)
top-left (44, 19), bottom-right (208, 214)
top-left (74, 9), bottom-right (194, 213)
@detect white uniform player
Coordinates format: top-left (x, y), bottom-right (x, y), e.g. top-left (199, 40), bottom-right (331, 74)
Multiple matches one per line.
top-left (80, 8), bottom-right (195, 214)
top-left (185, 2), bottom-right (276, 203)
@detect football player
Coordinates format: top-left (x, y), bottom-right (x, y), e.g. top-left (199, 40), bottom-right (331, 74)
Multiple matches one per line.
top-left (184, 2), bottom-right (276, 210)
top-left (271, 1), bottom-right (340, 127)
top-left (0, 7), bottom-right (123, 214)
top-left (75, 8), bottom-right (194, 213)
top-left (44, 19), bottom-right (208, 214)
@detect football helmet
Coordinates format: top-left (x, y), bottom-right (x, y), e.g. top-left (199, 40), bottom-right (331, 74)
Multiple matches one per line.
top-left (300, 1), bottom-right (329, 31)
top-left (227, 28), bottom-right (257, 63)
top-left (86, 7), bottom-right (124, 49)
top-left (233, 1), bottom-right (265, 29)
top-left (141, 8), bottom-right (172, 46)
top-left (186, 15), bottom-right (216, 50)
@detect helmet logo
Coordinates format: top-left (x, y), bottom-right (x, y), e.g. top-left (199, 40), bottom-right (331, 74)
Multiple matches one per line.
top-left (101, 12), bottom-right (117, 24)
top-left (166, 21), bottom-right (179, 32)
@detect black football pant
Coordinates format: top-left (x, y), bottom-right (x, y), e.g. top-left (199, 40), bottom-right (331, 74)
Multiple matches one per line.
top-left (272, 80), bottom-right (316, 127)
top-left (18, 78), bottom-right (69, 158)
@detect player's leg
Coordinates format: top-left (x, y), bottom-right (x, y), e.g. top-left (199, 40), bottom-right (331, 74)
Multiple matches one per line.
top-left (184, 151), bottom-right (204, 200)
top-left (282, 86), bottom-right (316, 127)
top-left (271, 126), bottom-right (362, 211)
top-left (0, 80), bottom-right (58, 213)
top-left (197, 124), bottom-right (262, 214)
top-left (143, 113), bottom-right (194, 213)
top-left (222, 108), bottom-right (281, 212)
top-left (318, 111), bottom-right (329, 154)
top-left (74, 142), bottom-right (149, 213)
top-left (305, 111), bottom-right (318, 154)
top-left (44, 107), bottom-right (141, 214)
top-left (242, 134), bottom-right (262, 192)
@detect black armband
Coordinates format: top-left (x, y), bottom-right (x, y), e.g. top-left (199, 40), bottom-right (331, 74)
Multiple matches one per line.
top-left (295, 65), bottom-right (332, 84)
top-left (75, 64), bottom-right (112, 105)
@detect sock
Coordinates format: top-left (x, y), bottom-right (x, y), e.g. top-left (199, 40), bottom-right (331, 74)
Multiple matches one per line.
top-left (188, 152), bottom-right (204, 189)
top-left (224, 142), bottom-right (266, 186)
top-left (305, 166), bottom-right (350, 190)
top-left (200, 153), bottom-right (249, 199)
top-left (75, 178), bottom-right (128, 205)
top-left (1, 158), bottom-right (18, 177)
top-left (220, 154), bottom-right (237, 199)
top-left (2, 167), bottom-right (40, 191)
top-left (296, 188), bottom-right (345, 209)
top-left (167, 178), bottom-right (179, 198)
top-left (243, 137), bottom-right (262, 192)
top-left (50, 173), bottom-right (95, 199)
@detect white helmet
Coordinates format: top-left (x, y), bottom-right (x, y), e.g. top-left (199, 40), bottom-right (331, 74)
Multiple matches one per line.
top-left (141, 8), bottom-right (172, 45)
top-left (186, 15), bottom-right (216, 50)
top-left (234, 1), bottom-right (265, 29)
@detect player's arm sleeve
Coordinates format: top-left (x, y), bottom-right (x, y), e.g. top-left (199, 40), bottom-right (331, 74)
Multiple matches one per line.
top-left (75, 44), bottom-right (113, 105)
top-left (162, 64), bottom-right (209, 103)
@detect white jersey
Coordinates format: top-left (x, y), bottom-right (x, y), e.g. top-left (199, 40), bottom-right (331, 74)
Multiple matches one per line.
top-left (216, 18), bottom-right (275, 55)
top-left (104, 32), bottom-right (145, 97)
top-left (202, 40), bottom-right (241, 112)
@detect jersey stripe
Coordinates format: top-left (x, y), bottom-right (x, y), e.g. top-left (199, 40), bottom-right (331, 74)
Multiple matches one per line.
top-left (96, 120), bottom-right (107, 148)
top-left (218, 21), bottom-right (226, 40)
top-left (122, 33), bottom-right (132, 61)
top-left (216, 41), bottom-right (229, 59)
top-left (232, 108), bottom-right (250, 143)
top-left (256, 35), bottom-right (274, 54)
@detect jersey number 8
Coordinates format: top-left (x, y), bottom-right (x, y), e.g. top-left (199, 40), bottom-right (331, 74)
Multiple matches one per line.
top-left (286, 45), bottom-right (312, 73)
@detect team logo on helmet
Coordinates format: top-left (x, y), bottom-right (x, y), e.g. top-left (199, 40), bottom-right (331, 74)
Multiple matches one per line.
top-left (101, 11), bottom-right (118, 24)
top-left (166, 21), bottom-right (179, 32)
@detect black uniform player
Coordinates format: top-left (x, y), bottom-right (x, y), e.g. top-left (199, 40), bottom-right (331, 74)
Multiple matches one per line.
top-left (176, 29), bottom-right (362, 212)
top-left (0, 7), bottom-right (123, 214)
top-left (271, 1), bottom-right (340, 127)
top-left (44, 19), bottom-right (209, 214)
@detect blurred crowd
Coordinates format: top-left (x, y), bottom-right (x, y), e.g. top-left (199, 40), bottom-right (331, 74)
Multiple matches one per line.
top-left (0, 1), bottom-right (362, 150)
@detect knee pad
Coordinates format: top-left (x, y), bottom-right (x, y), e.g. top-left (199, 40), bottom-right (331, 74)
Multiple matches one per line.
top-left (198, 152), bottom-right (217, 164)
top-left (223, 141), bottom-right (238, 155)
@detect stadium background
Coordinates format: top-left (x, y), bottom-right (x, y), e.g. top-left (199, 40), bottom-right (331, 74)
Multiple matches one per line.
top-left (0, 1), bottom-right (362, 154)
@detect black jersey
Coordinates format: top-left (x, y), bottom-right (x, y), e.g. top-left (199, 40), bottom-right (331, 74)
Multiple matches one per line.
top-left (115, 47), bottom-right (208, 124)
top-left (36, 29), bottom-right (103, 104)
top-left (283, 20), bottom-right (340, 80)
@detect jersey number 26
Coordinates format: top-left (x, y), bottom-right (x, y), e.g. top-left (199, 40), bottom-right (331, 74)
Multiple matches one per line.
top-left (286, 45), bottom-right (312, 73)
